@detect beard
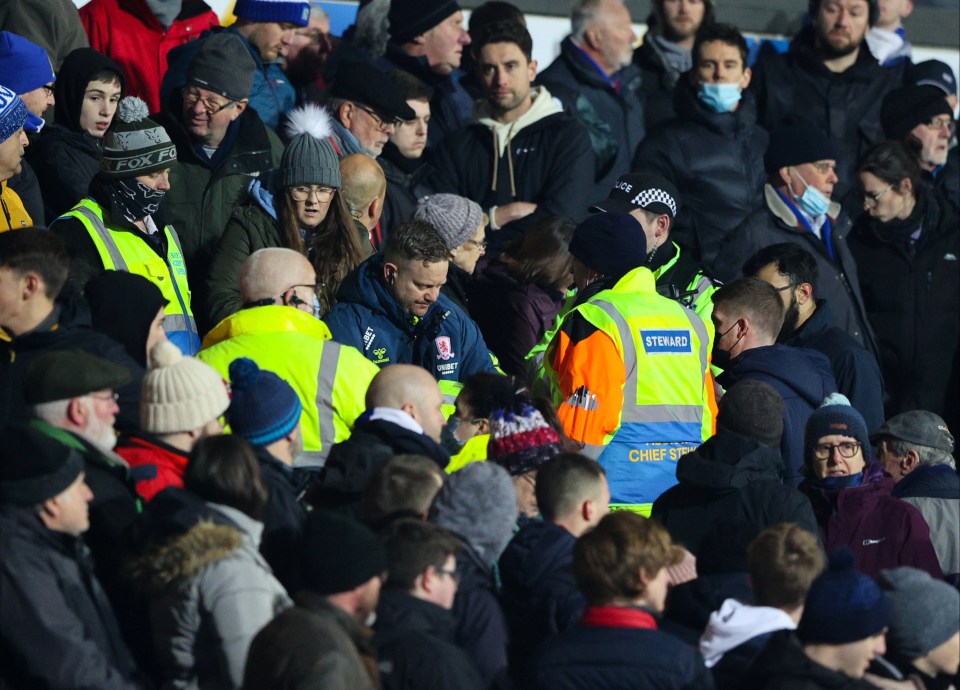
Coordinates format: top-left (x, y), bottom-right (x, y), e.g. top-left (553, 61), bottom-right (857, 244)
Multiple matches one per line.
top-left (777, 296), bottom-right (801, 343)
top-left (816, 29), bottom-right (862, 60)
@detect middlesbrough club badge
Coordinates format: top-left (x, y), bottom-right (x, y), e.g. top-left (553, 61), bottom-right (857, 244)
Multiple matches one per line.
top-left (435, 336), bottom-right (454, 360)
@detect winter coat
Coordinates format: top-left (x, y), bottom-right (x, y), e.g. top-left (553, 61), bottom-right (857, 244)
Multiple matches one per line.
top-left (891, 463), bottom-right (960, 580)
top-left (116, 432), bottom-right (191, 502)
top-left (717, 344), bottom-right (837, 487)
top-left (652, 430), bottom-right (819, 555)
top-left (374, 588), bottom-right (485, 690)
top-left (153, 92), bottom-right (284, 332)
top-left (440, 263), bottom-right (471, 316)
top-left (784, 300), bottom-right (885, 433)
top-left (749, 27), bottom-right (902, 199)
top-left (162, 26), bottom-right (295, 131)
top-left (26, 124), bottom-right (102, 224)
top-left (848, 186), bottom-right (959, 419)
top-left (377, 143), bottom-right (429, 251)
top-left (128, 489), bottom-right (292, 689)
top-left (934, 147), bottom-right (959, 212)
top-left (539, 37), bottom-right (646, 202)
top-left (745, 630), bottom-right (877, 690)
top-left (0, 505), bottom-right (143, 689)
top-left (318, 417), bottom-right (450, 513)
top-left (244, 598), bottom-right (377, 690)
top-left (0, 292), bottom-right (144, 433)
top-left (449, 544), bottom-right (511, 690)
top-left (632, 80), bottom-right (767, 269)
top-left (377, 43), bottom-right (474, 151)
top-left (532, 606), bottom-right (716, 690)
top-left (0, 179), bottom-right (33, 231)
top-left (0, 0), bottom-right (88, 70)
top-left (254, 446), bottom-right (308, 593)
top-left (80, 0), bottom-right (218, 113)
top-left (632, 36), bottom-right (684, 131)
top-left (662, 572), bottom-right (754, 648)
top-left (427, 87), bottom-right (594, 248)
top-left (323, 254), bottom-right (499, 382)
top-left (700, 599), bottom-right (798, 690)
top-left (498, 520), bottom-right (585, 685)
top-left (716, 184), bottom-right (877, 358)
top-left (800, 463), bottom-right (943, 580)
top-left (468, 256), bottom-right (567, 379)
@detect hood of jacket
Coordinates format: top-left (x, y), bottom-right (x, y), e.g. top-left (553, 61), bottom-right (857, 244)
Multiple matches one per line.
top-left (201, 303), bottom-right (333, 348)
top-left (127, 488), bottom-right (260, 596)
top-left (673, 76), bottom-right (760, 138)
top-left (54, 48), bottom-right (125, 133)
top-left (699, 598), bottom-right (797, 668)
top-left (474, 85), bottom-right (562, 157)
top-left (245, 171), bottom-right (279, 220)
top-left (499, 520), bottom-right (576, 592)
top-left (675, 430), bottom-right (785, 491)
top-left (891, 463), bottom-right (959, 501)
top-left (785, 299), bottom-right (837, 347)
top-left (720, 344), bottom-right (835, 408)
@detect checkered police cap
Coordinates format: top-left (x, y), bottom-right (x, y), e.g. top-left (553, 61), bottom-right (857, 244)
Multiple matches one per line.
top-left (589, 173), bottom-right (681, 219)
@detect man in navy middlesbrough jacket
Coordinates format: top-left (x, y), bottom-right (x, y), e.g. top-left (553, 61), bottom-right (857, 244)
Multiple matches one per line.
top-left (324, 219), bottom-right (499, 398)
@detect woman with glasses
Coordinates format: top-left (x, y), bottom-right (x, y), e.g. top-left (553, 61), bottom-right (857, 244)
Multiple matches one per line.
top-left (206, 104), bottom-right (368, 326)
top-left (799, 394), bottom-right (942, 580)
top-left (850, 140), bottom-right (959, 421)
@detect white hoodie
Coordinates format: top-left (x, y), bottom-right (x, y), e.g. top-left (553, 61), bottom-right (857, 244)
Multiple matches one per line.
top-left (699, 598), bottom-right (797, 668)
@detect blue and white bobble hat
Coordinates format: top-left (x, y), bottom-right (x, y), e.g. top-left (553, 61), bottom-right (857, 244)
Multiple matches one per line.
top-left (233, 0), bottom-right (310, 27)
top-left (0, 85), bottom-right (43, 142)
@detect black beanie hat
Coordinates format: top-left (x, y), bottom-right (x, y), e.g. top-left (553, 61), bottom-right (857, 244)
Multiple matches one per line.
top-left (85, 270), bottom-right (168, 368)
top-left (717, 380), bottom-right (785, 448)
top-left (764, 119), bottom-right (840, 174)
top-left (0, 424), bottom-right (84, 506)
top-left (300, 510), bottom-right (387, 595)
top-left (798, 548), bottom-right (891, 644)
top-left (54, 47), bottom-right (125, 134)
top-left (569, 211), bottom-right (648, 279)
top-left (880, 85), bottom-right (953, 141)
top-left (389, 0), bottom-right (461, 44)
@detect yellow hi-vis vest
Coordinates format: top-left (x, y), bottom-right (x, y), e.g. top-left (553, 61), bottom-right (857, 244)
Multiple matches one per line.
top-left (61, 198), bottom-right (200, 355)
top-left (198, 305), bottom-right (379, 467)
top-left (549, 267), bottom-right (714, 515)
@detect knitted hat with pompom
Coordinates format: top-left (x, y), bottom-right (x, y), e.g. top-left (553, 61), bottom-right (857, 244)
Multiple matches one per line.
top-left (227, 357), bottom-right (302, 446)
top-left (141, 340), bottom-right (229, 434)
top-left (101, 96), bottom-right (176, 178)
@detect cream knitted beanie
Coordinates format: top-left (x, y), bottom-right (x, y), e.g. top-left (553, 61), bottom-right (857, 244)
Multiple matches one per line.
top-left (141, 341), bottom-right (230, 434)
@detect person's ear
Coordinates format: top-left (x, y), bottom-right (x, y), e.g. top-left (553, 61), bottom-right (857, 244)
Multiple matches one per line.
top-left (740, 67), bottom-right (752, 90)
top-left (339, 101), bottom-right (354, 127)
top-left (899, 176), bottom-right (913, 195)
top-left (778, 166), bottom-right (792, 188)
top-left (901, 449), bottom-right (920, 472)
top-left (383, 262), bottom-right (399, 284)
top-left (476, 418), bottom-right (490, 435)
top-left (231, 99), bottom-right (248, 120)
top-left (656, 214), bottom-right (670, 240)
top-left (581, 498), bottom-right (594, 523)
top-left (796, 281), bottom-right (814, 306)
top-left (66, 397), bottom-right (88, 428)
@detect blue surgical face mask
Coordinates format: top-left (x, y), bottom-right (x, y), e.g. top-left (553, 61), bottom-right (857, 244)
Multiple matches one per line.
top-left (698, 82), bottom-right (743, 113)
top-left (440, 416), bottom-right (466, 455)
top-left (793, 169), bottom-right (831, 218)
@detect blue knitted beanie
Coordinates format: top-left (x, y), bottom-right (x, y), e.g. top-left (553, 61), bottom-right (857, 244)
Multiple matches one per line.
top-left (0, 32), bottom-right (55, 94)
top-left (227, 358), bottom-right (303, 446)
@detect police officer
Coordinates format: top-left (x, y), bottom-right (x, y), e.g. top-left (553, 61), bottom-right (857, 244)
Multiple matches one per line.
top-left (546, 210), bottom-right (716, 515)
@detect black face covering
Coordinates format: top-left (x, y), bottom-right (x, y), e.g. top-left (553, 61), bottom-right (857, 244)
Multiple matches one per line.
top-left (105, 177), bottom-right (167, 224)
top-left (54, 48), bottom-right (125, 134)
top-left (711, 321), bottom-right (742, 370)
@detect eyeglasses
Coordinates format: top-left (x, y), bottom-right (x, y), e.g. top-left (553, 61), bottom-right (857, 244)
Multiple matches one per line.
top-left (863, 184), bottom-right (893, 208)
top-left (925, 116), bottom-right (954, 130)
top-left (355, 103), bottom-right (400, 132)
top-left (434, 566), bottom-right (460, 583)
top-left (290, 185), bottom-right (336, 202)
top-left (812, 441), bottom-right (862, 459)
top-left (774, 283), bottom-right (797, 293)
top-left (809, 161), bottom-right (838, 175)
top-left (41, 84), bottom-right (55, 95)
top-left (88, 391), bottom-right (119, 403)
top-left (464, 238), bottom-right (487, 251)
top-left (181, 88), bottom-right (236, 114)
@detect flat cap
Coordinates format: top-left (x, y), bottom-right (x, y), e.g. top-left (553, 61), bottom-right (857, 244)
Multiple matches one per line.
top-left (330, 62), bottom-right (415, 121)
top-left (24, 350), bottom-right (133, 405)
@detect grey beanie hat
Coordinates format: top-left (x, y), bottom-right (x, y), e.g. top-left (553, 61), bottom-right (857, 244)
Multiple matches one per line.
top-left (879, 567), bottom-right (960, 658)
top-left (415, 193), bottom-right (484, 251)
top-left (187, 34), bottom-right (256, 102)
top-left (430, 462), bottom-right (518, 567)
top-left (281, 103), bottom-right (340, 188)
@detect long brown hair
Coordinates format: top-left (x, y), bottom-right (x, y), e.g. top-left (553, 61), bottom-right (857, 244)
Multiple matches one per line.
top-left (500, 215), bottom-right (575, 290)
top-left (278, 189), bottom-right (366, 315)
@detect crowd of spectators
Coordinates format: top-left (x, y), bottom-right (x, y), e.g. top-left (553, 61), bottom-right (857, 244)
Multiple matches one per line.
top-left (0, 0), bottom-right (958, 688)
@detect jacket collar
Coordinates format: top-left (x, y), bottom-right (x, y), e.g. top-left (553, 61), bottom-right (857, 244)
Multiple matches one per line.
top-left (580, 605), bottom-right (658, 629)
top-left (201, 304), bottom-right (333, 348)
top-left (764, 183), bottom-right (842, 227)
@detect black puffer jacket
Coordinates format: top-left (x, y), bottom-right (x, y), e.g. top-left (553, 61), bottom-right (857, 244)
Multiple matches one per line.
top-left (539, 37), bottom-right (646, 202)
top-left (848, 186), bottom-right (959, 418)
top-left (743, 630), bottom-right (877, 689)
top-left (651, 430), bottom-right (819, 556)
top-left (377, 143), bottom-right (429, 251)
top-left (633, 36), bottom-right (684, 130)
top-left (633, 79), bottom-right (767, 268)
top-left (749, 28), bottom-right (902, 199)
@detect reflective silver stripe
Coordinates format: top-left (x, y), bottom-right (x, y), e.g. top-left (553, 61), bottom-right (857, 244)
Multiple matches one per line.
top-left (679, 301), bottom-right (710, 371)
top-left (591, 299), bottom-right (704, 426)
top-left (162, 313), bottom-right (198, 334)
top-left (166, 225), bottom-right (186, 258)
top-left (73, 206), bottom-right (128, 271)
top-left (442, 392), bottom-right (458, 407)
top-left (579, 442), bottom-right (605, 460)
top-left (315, 341), bottom-right (342, 456)
top-left (297, 450), bottom-right (326, 468)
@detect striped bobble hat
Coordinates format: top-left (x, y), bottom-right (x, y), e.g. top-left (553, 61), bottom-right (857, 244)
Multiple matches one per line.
top-left (488, 402), bottom-right (564, 476)
top-left (101, 96), bottom-right (177, 178)
top-left (227, 357), bottom-right (303, 447)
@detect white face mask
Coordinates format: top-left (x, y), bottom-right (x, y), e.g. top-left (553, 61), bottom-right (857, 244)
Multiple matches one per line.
top-left (792, 169), bottom-right (831, 218)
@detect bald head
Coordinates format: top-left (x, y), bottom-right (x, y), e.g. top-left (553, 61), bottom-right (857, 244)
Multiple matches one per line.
top-left (239, 248), bottom-right (316, 302)
top-left (340, 154), bottom-right (387, 230)
top-left (365, 364), bottom-right (445, 442)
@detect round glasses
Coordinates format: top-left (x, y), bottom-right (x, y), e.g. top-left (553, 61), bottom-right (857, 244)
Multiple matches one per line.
top-left (290, 186), bottom-right (336, 202)
top-left (812, 441), bottom-right (861, 460)
top-left (181, 88), bottom-right (236, 114)
top-left (356, 104), bottom-right (400, 132)
top-left (863, 184), bottom-right (893, 208)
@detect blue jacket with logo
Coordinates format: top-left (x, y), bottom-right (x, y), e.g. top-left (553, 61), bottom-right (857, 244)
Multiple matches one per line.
top-left (323, 255), bottom-right (498, 382)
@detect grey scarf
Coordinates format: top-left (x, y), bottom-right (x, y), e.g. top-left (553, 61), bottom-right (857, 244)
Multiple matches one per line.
top-left (144, 0), bottom-right (183, 29)
top-left (653, 35), bottom-right (693, 75)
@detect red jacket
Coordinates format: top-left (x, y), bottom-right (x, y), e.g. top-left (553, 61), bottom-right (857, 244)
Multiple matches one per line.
top-left (80, 0), bottom-right (219, 113)
top-left (116, 433), bottom-right (189, 502)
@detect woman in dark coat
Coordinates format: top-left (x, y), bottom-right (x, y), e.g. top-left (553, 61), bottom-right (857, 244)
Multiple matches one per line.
top-left (850, 141), bottom-right (959, 420)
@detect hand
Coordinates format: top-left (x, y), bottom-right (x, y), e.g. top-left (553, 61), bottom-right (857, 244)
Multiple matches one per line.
top-left (494, 202), bottom-right (537, 227)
